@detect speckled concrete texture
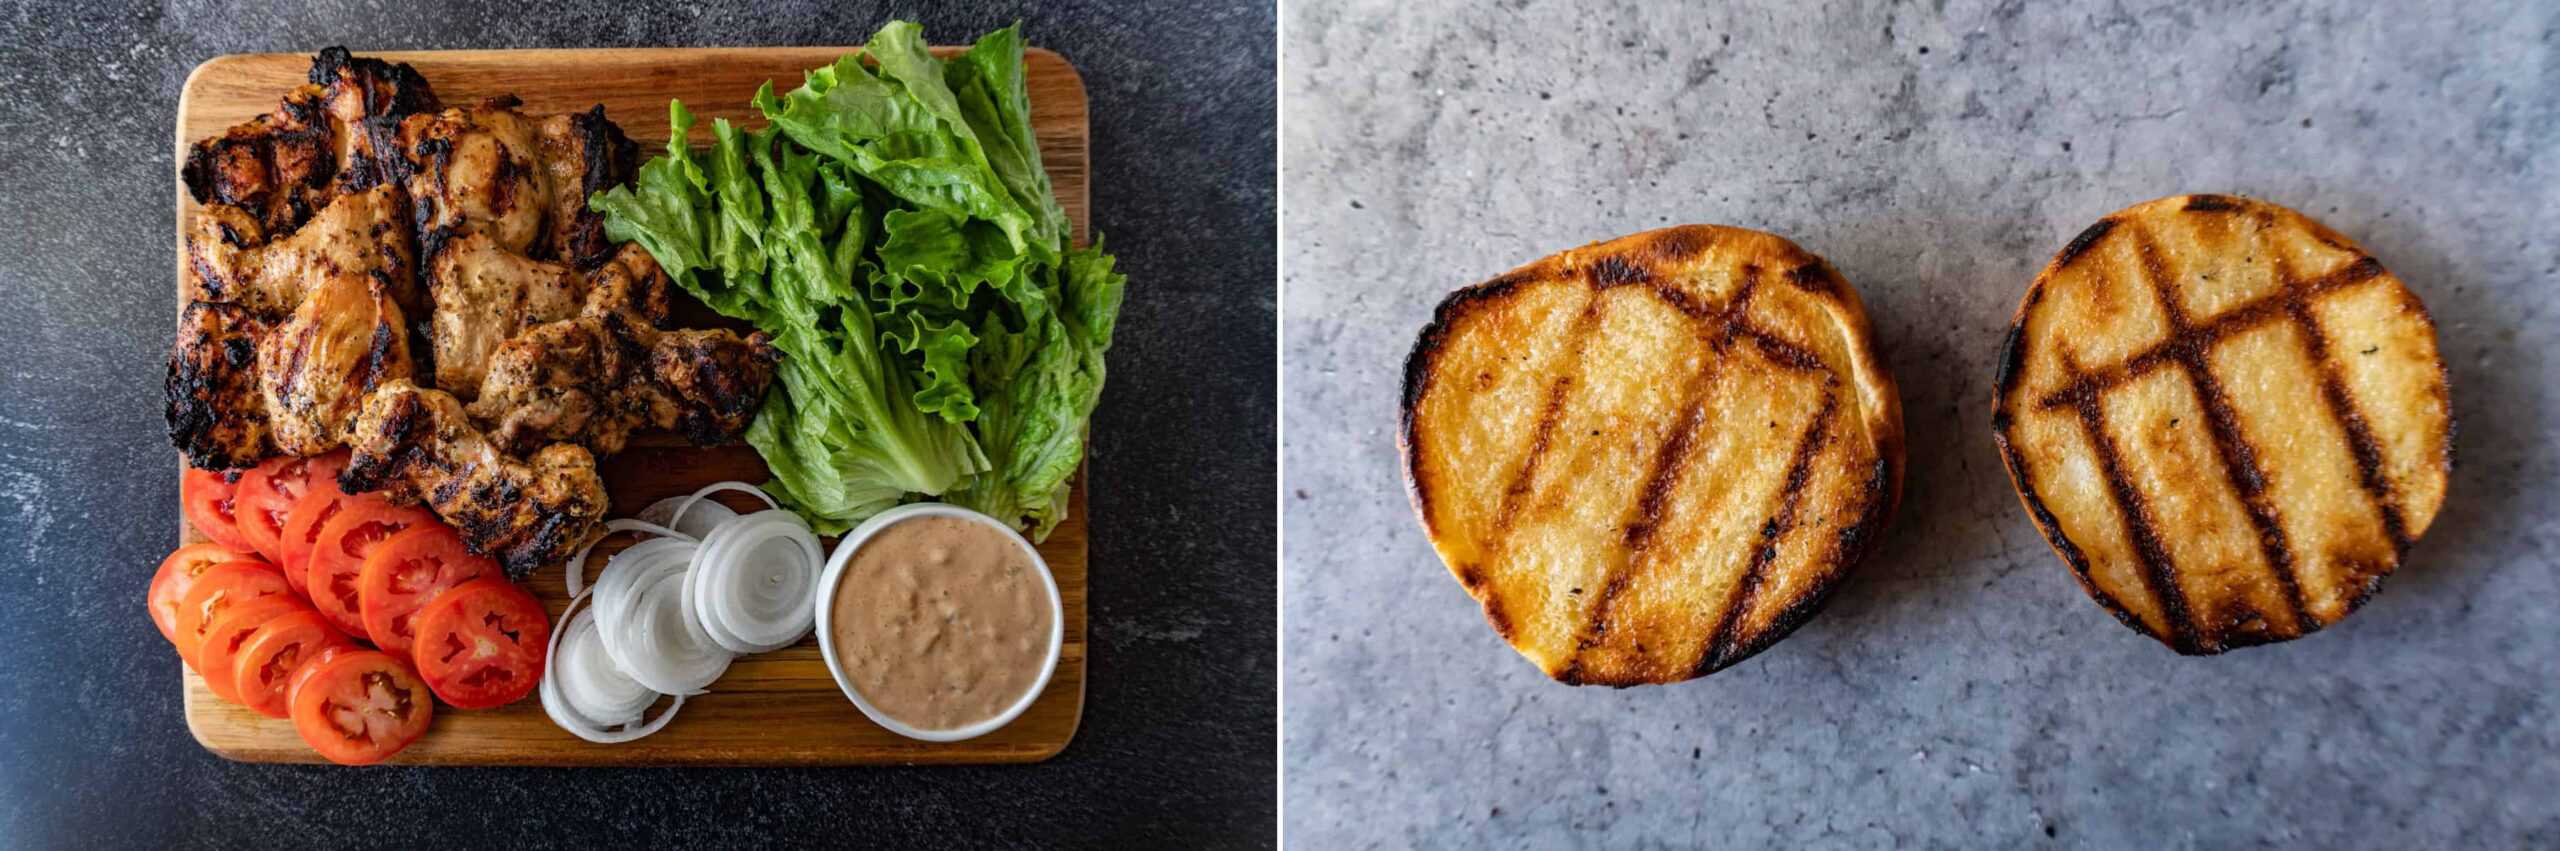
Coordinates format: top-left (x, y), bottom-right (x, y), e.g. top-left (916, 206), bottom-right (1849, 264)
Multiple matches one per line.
top-left (0, 1), bottom-right (1273, 846)
top-left (1282, 1), bottom-right (2556, 846)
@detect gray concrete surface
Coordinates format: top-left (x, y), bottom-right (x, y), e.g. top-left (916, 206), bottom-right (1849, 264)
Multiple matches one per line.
top-left (1282, 1), bottom-right (2557, 847)
top-left (0, 1), bottom-right (1272, 846)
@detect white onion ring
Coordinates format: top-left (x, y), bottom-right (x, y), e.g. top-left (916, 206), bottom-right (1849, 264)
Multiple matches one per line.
top-left (564, 518), bottom-right (698, 598)
top-left (553, 595), bottom-right (653, 724)
top-left (593, 538), bottom-right (731, 695)
top-left (589, 537), bottom-right (694, 679)
top-left (685, 509), bottom-right (825, 653)
top-left (539, 592), bottom-right (687, 743)
top-left (540, 481), bottom-right (818, 745)
top-left (648, 481), bottom-right (780, 539)
top-left (638, 495), bottom-right (740, 541)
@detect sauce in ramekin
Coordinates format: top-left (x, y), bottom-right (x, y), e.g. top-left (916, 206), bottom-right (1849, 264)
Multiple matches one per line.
top-left (828, 515), bottom-right (1053, 731)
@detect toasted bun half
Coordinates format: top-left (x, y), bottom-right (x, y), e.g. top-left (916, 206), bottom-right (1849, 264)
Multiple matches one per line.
top-left (1400, 225), bottom-right (1904, 686)
top-left (1992, 194), bottom-right (2452, 654)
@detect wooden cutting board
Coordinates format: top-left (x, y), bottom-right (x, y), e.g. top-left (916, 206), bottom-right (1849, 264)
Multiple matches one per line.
top-left (171, 47), bottom-right (1090, 765)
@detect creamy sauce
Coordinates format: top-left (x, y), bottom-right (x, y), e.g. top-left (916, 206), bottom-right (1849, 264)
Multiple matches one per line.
top-left (830, 515), bottom-right (1052, 731)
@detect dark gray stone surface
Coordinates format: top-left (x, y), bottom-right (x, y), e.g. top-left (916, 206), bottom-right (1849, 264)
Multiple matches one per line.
top-left (1283, 1), bottom-right (2556, 847)
top-left (0, 1), bottom-right (1273, 846)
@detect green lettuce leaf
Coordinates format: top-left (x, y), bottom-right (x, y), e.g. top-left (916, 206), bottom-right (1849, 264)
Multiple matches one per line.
top-left (944, 24), bottom-right (1069, 253)
top-left (595, 21), bottom-right (1120, 540)
top-left (595, 95), bottom-right (985, 534)
top-left (752, 21), bottom-right (1046, 257)
top-left (953, 238), bottom-right (1123, 538)
top-left (593, 101), bottom-right (714, 289)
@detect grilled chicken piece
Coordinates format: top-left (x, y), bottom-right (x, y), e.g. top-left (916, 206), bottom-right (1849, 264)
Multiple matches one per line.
top-left (392, 97), bottom-right (644, 399)
top-left (424, 231), bottom-right (585, 394)
top-left (472, 317), bottom-right (778, 457)
top-left (393, 97), bottom-right (637, 267)
top-left (634, 326), bottom-right (781, 447)
top-left (182, 183), bottom-right (422, 319)
top-left (341, 380), bottom-right (608, 579)
top-left (173, 53), bottom-right (767, 579)
top-left (259, 268), bottom-right (414, 456)
top-left (468, 244), bottom-right (777, 456)
top-left (536, 106), bottom-right (641, 269)
top-left (167, 302), bottom-right (273, 470)
top-left (168, 184), bottom-right (420, 469)
top-left (182, 47), bottom-right (437, 235)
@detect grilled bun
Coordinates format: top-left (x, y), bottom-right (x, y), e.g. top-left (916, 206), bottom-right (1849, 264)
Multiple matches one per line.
top-left (1400, 225), bottom-right (1903, 686)
top-left (1992, 194), bottom-right (2452, 653)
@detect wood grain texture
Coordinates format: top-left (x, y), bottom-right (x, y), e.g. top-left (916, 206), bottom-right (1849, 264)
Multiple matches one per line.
top-left (172, 46), bottom-right (1090, 766)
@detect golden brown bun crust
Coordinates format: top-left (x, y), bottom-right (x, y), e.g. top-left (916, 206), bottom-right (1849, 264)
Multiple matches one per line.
top-left (1400, 225), bottom-right (1904, 686)
top-left (1992, 194), bottom-right (2452, 654)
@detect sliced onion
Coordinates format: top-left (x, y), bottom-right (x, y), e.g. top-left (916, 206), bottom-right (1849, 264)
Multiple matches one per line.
top-left (565, 518), bottom-right (698, 598)
top-left (553, 596), bottom-right (653, 724)
top-left (638, 495), bottom-right (739, 541)
top-left (686, 509), bottom-right (825, 653)
top-left (541, 480), bottom-right (823, 746)
top-left (593, 538), bottom-right (731, 695)
top-left (645, 481), bottom-right (780, 539)
top-left (540, 592), bottom-right (686, 743)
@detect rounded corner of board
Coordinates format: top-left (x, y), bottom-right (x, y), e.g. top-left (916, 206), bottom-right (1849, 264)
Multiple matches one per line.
top-left (1023, 47), bottom-right (1090, 106)
top-left (182, 704), bottom-right (256, 764)
top-left (1028, 690), bottom-right (1087, 764)
top-left (180, 53), bottom-right (260, 96)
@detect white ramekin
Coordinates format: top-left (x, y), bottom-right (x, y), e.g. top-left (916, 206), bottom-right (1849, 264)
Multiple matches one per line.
top-left (813, 502), bottom-right (1064, 743)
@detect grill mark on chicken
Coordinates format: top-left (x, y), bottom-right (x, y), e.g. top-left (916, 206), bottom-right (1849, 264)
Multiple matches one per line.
top-left (183, 48), bottom-right (439, 236)
top-left (176, 50), bottom-right (777, 579)
top-left (565, 105), bottom-right (639, 269)
top-left (167, 302), bottom-right (274, 470)
top-left (342, 381), bottom-right (607, 580)
top-left (308, 47), bottom-right (437, 120)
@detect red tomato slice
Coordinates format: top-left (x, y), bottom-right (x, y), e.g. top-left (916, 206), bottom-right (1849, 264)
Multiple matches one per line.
top-left (172, 561), bottom-right (291, 667)
top-left (288, 644), bottom-right (363, 710)
top-left (194, 596), bottom-right (306, 703)
top-left (289, 649), bottom-right (434, 765)
top-left (306, 496), bottom-right (440, 640)
top-left (230, 609), bottom-right (349, 719)
top-left (277, 488), bottom-right (354, 598)
top-left (148, 543), bottom-right (252, 646)
top-left (182, 466), bottom-right (257, 553)
top-left (233, 451), bottom-right (350, 562)
top-left (412, 578), bottom-right (550, 709)
top-left (358, 526), bottom-right (496, 659)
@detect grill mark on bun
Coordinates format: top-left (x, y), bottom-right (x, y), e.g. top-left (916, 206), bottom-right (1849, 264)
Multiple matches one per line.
top-left (1560, 269), bottom-right (1763, 680)
top-left (2129, 225), bottom-right (2313, 635)
top-left (1405, 225), bottom-right (1902, 685)
top-left (2182, 194), bottom-right (2241, 212)
top-left (2065, 378), bottom-right (2202, 652)
top-left (1781, 262), bottom-right (1837, 297)
top-left (1641, 225), bottom-right (1712, 264)
top-left (2034, 256), bottom-right (2388, 410)
top-left (2056, 218), bottom-right (2118, 269)
top-left (1492, 373), bottom-right (1578, 536)
top-left (1589, 255), bottom-right (1649, 289)
top-left (2283, 271), bottom-right (2413, 554)
top-left (1697, 390), bottom-right (1838, 675)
